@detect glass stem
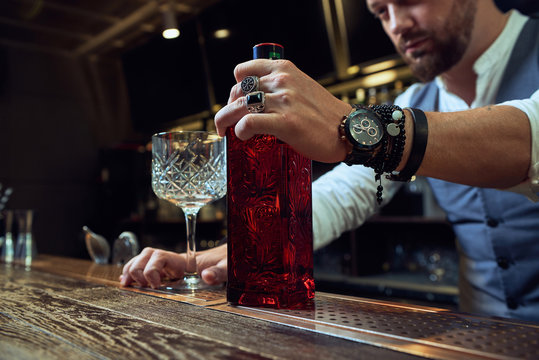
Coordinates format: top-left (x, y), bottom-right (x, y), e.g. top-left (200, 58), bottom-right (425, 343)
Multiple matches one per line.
top-left (184, 211), bottom-right (198, 275)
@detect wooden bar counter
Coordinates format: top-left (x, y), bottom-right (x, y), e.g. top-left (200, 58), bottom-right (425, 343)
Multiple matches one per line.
top-left (1, 255), bottom-right (537, 360)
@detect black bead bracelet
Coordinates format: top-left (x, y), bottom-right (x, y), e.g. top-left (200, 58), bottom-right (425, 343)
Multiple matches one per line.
top-left (364, 104), bottom-right (407, 204)
top-left (388, 108), bottom-right (428, 182)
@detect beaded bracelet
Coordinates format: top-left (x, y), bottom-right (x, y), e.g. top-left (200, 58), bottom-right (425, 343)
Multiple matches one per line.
top-left (388, 108), bottom-right (428, 182)
top-left (371, 104), bottom-right (407, 174)
top-left (363, 104), bottom-right (407, 204)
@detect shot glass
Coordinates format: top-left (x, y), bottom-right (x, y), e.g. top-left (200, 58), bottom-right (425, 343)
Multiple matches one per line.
top-left (14, 210), bottom-right (36, 266)
top-left (0, 210), bottom-right (14, 264)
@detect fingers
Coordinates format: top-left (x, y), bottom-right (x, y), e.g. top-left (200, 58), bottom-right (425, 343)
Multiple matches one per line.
top-left (216, 94), bottom-right (246, 136)
top-left (216, 92), bottom-right (284, 138)
top-left (217, 59), bottom-right (299, 138)
top-left (201, 258), bottom-right (227, 285)
top-left (120, 244), bottom-right (228, 288)
top-left (197, 244), bottom-right (227, 285)
top-left (228, 60), bottom-right (294, 103)
top-left (120, 247), bottom-right (154, 287)
top-left (143, 250), bottom-right (186, 289)
top-left (227, 79), bottom-right (264, 106)
top-left (119, 247), bottom-right (186, 289)
top-left (234, 112), bottom-right (283, 141)
top-left (227, 82), bottom-right (242, 105)
top-left (226, 59), bottom-right (274, 107)
top-left (233, 59), bottom-right (282, 82)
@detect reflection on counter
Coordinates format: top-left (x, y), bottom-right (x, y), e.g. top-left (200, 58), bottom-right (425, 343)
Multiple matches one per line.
top-left (314, 174), bottom-right (458, 309)
top-left (314, 219), bottom-right (459, 307)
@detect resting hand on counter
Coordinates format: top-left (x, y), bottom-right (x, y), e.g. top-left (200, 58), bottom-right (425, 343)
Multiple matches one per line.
top-left (120, 244), bottom-right (227, 289)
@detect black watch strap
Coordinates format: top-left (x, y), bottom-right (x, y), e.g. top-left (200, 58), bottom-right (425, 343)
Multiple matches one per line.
top-left (344, 146), bottom-right (375, 165)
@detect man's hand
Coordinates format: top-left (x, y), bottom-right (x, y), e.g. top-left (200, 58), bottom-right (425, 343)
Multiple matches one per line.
top-left (120, 244), bottom-right (227, 289)
top-left (214, 59), bottom-right (352, 163)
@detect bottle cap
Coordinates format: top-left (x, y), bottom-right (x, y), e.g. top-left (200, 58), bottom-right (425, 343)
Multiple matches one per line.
top-left (253, 43), bottom-right (284, 60)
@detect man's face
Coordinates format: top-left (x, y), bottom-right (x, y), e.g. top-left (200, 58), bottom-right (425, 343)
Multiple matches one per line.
top-left (366, 0), bottom-right (477, 82)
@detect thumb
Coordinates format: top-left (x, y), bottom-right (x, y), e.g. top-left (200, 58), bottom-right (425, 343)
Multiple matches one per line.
top-left (200, 258), bottom-right (227, 285)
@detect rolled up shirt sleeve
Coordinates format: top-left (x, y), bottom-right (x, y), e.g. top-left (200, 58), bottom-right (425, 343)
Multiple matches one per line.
top-left (498, 89), bottom-right (539, 200)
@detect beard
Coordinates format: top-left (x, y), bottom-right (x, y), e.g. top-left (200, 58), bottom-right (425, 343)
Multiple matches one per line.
top-left (397, 0), bottom-right (478, 82)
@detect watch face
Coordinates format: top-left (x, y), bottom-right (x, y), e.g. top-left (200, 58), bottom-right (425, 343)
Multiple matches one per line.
top-left (346, 108), bottom-right (383, 148)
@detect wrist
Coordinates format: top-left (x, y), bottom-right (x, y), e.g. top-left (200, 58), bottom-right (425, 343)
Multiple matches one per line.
top-left (338, 104), bottom-right (355, 162)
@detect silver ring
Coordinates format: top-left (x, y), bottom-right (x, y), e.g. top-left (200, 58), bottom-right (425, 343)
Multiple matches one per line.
top-left (246, 91), bottom-right (265, 113)
top-left (241, 76), bottom-right (260, 95)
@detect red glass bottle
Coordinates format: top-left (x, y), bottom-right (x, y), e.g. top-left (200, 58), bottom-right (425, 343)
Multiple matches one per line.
top-left (226, 43), bottom-right (314, 309)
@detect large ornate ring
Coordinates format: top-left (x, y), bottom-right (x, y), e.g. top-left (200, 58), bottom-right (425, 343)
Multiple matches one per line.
top-left (246, 91), bottom-right (265, 113)
top-left (241, 76), bottom-right (260, 95)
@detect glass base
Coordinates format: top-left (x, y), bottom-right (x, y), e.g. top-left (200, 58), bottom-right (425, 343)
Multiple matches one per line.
top-left (156, 273), bottom-right (216, 293)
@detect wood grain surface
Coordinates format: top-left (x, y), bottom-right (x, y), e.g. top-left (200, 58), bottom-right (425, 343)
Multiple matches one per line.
top-left (0, 257), bottom-right (425, 359)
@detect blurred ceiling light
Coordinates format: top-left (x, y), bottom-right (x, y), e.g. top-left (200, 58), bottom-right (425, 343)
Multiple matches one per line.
top-left (163, 27), bottom-right (180, 39)
top-left (361, 59), bottom-right (400, 75)
top-left (361, 69), bottom-right (399, 88)
top-left (214, 29), bottom-right (231, 39)
top-left (162, 4), bottom-right (179, 39)
top-left (346, 65), bottom-right (360, 76)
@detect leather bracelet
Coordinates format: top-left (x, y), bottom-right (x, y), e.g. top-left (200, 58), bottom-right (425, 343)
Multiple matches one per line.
top-left (388, 108), bottom-right (428, 182)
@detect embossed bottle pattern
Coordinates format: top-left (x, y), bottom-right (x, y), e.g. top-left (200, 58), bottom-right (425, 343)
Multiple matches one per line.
top-left (227, 44), bottom-right (314, 309)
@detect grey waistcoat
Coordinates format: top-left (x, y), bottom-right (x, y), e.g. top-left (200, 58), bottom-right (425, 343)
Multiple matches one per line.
top-left (407, 18), bottom-right (539, 321)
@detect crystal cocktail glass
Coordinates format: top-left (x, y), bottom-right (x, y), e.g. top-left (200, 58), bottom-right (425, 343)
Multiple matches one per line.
top-left (151, 131), bottom-right (226, 291)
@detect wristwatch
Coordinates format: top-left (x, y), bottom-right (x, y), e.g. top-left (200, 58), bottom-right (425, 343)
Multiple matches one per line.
top-left (340, 105), bottom-right (389, 165)
top-left (339, 104), bottom-right (406, 204)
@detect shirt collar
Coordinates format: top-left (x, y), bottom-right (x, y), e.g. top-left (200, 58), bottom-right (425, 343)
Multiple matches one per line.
top-left (435, 10), bottom-right (529, 92)
top-left (473, 10), bottom-right (527, 74)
